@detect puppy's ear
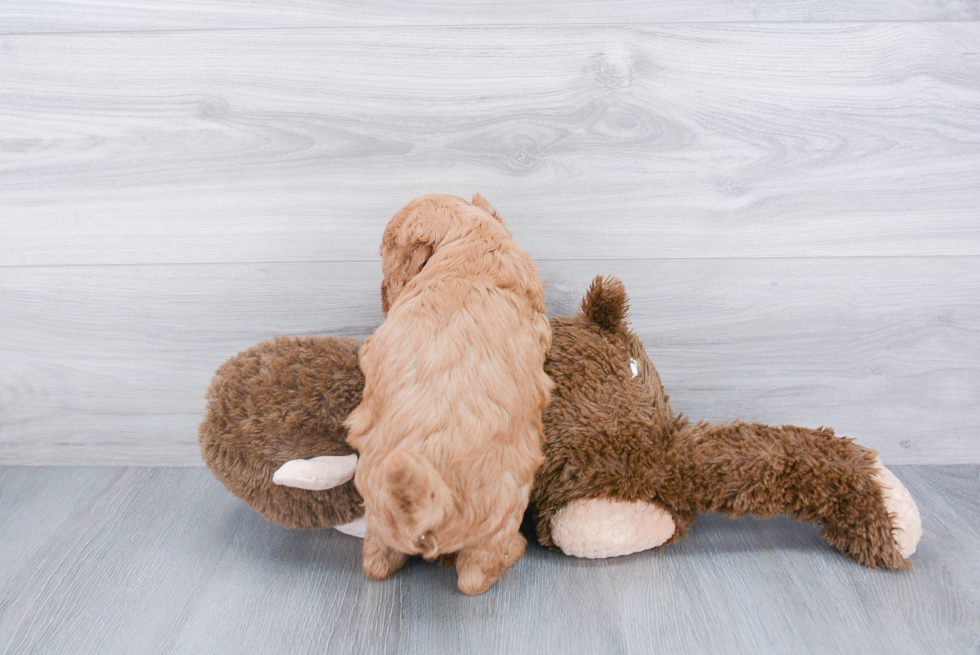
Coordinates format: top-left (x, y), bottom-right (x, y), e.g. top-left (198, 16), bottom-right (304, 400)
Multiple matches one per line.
top-left (581, 275), bottom-right (629, 332)
top-left (471, 193), bottom-right (501, 221)
top-left (381, 237), bottom-right (434, 315)
top-left (381, 279), bottom-right (393, 315)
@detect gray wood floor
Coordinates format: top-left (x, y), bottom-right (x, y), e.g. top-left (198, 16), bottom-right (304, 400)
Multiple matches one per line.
top-left (1, 465), bottom-right (977, 655)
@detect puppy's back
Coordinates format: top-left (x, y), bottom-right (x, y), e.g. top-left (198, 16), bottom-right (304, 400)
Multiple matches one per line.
top-left (349, 194), bottom-right (551, 558)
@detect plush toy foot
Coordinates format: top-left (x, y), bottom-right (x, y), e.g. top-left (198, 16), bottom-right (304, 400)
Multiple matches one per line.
top-left (335, 517), bottom-right (366, 538)
top-left (872, 458), bottom-right (922, 559)
top-left (456, 531), bottom-right (526, 596)
top-left (272, 454), bottom-right (358, 490)
top-left (550, 498), bottom-right (676, 559)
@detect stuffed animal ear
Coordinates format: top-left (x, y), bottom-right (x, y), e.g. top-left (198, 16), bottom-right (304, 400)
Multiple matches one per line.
top-left (581, 275), bottom-right (630, 331)
top-left (471, 193), bottom-right (502, 221)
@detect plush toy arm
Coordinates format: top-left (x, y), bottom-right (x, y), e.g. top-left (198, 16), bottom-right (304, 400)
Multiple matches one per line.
top-left (334, 517), bottom-right (366, 538)
top-left (273, 454), bottom-right (358, 491)
top-left (666, 421), bottom-right (920, 570)
top-left (272, 455), bottom-right (366, 538)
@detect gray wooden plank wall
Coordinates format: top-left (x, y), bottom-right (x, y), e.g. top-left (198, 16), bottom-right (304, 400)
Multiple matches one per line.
top-left (1, 2), bottom-right (978, 465)
top-left (3, 1), bottom-right (978, 33)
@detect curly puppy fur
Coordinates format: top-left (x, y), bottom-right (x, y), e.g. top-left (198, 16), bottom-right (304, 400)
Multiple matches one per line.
top-left (200, 277), bottom-right (914, 572)
top-left (345, 194), bottom-right (553, 595)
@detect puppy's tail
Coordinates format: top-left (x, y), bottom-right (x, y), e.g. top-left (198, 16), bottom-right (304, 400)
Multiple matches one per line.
top-left (379, 449), bottom-right (454, 558)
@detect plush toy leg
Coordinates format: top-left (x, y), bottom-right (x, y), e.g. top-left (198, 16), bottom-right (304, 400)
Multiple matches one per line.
top-left (362, 528), bottom-right (407, 580)
top-left (272, 454), bottom-right (358, 490)
top-left (669, 421), bottom-right (917, 570)
top-left (550, 498), bottom-right (676, 559)
top-left (455, 528), bottom-right (526, 595)
top-left (872, 458), bottom-right (922, 558)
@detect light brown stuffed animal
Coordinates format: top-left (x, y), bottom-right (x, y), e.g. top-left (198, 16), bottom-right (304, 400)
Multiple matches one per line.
top-left (201, 276), bottom-right (921, 572)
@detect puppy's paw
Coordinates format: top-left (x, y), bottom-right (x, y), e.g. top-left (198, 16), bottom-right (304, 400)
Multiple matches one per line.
top-left (362, 533), bottom-right (407, 580)
top-left (455, 533), bottom-right (525, 596)
top-left (872, 458), bottom-right (922, 559)
top-left (504, 531), bottom-right (527, 566)
top-left (363, 555), bottom-right (398, 580)
top-left (363, 551), bottom-right (406, 580)
top-left (457, 569), bottom-right (494, 596)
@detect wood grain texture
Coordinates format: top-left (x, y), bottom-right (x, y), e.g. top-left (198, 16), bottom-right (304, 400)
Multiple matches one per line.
top-left (0, 263), bottom-right (386, 466)
top-left (1, 258), bottom-right (977, 466)
top-left (2, 23), bottom-right (979, 266)
top-left (2, 0), bottom-right (978, 34)
top-left (0, 468), bottom-right (243, 655)
top-left (0, 466), bottom-right (976, 654)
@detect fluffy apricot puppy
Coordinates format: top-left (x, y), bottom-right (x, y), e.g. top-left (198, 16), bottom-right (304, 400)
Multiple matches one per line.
top-left (345, 194), bottom-right (553, 595)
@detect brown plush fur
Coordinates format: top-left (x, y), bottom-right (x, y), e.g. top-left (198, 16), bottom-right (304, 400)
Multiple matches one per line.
top-left (532, 276), bottom-right (910, 570)
top-left (346, 194), bottom-right (552, 594)
top-left (199, 336), bottom-right (364, 529)
top-left (200, 276), bottom-right (911, 573)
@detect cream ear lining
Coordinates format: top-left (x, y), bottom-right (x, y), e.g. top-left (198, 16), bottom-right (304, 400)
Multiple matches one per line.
top-left (272, 454), bottom-right (358, 491)
top-left (334, 517), bottom-right (366, 538)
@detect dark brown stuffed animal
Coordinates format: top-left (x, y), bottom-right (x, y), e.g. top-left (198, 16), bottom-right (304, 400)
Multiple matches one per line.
top-left (200, 277), bottom-right (920, 570)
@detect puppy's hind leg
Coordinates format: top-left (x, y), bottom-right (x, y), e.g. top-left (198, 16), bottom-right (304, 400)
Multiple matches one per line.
top-left (362, 527), bottom-right (407, 580)
top-left (455, 528), bottom-right (526, 596)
